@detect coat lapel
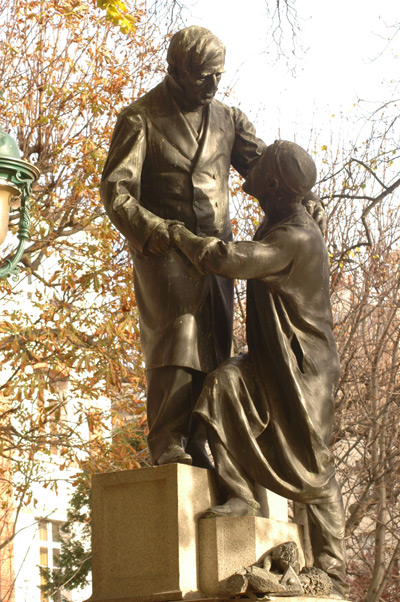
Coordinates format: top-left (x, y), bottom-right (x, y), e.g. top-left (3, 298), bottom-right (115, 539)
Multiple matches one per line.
top-left (194, 100), bottom-right (228, 171)
top-left (147, 78), bottom-right (199, 161)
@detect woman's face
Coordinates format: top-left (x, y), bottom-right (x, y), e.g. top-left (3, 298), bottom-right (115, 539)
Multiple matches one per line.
top-left (244, 145), bottom-right (282, 209)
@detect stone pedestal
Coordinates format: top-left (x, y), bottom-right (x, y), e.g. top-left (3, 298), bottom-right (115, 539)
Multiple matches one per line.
top-left (87, 465), bottom-right (348, 602)
top-left (88, 464), bottom-right (218, 602)
top-left (256, 598), bottom-right (346, 602)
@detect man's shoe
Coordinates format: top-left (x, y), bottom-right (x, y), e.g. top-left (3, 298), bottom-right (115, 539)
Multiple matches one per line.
top-left (202, 497), bottom-right (262, 518)
top-left (157, 445), bottom-right (192, 466)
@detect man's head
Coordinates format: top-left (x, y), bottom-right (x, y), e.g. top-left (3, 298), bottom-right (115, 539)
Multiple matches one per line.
top-left (243, 140), bottom-right (317, 211)
top-left (167, 26), bottom-right (225, 109)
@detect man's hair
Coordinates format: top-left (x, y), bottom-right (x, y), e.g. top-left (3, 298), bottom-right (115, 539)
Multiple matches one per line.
top-left (167, 26), bottom-right (225, 76)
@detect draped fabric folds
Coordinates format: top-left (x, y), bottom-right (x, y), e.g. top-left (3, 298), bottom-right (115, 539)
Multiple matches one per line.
top-left (176, 205), bottom-right (341, 503)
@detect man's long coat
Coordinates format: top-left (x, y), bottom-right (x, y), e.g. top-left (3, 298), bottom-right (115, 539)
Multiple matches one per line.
top-left (100, 76), bottom-right (265, 372)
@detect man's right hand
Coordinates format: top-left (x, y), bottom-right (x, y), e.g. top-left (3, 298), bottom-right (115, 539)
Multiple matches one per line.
top-left (302, 191), bottom-right (327, 236)
top-left (145, 222), bottom-right (173, 255)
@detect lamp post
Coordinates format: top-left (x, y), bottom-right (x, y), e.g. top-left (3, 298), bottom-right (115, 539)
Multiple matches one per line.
top-left (0, 128), bottom-right (40, 280)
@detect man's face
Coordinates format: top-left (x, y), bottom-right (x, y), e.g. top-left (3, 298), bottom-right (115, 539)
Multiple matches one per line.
top-left (176, 52), bottom-right (225, 109)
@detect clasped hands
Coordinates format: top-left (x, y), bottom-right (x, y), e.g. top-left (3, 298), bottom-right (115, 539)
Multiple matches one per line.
top-left (144, 219), bottom-right (192, 255)
top-left (145, 193), bottom-right (327, 255)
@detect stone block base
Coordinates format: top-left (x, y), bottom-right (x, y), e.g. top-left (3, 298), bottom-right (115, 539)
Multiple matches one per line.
top-left (87, 594), bottom-right (350, 602)
top-left (87, 464), bottom-right (218, 602)
top-left (86, 596), bottom-right (347, 602)
top-left (262, 598), bottom-right (347, 601)
top-left (86, 465), bottom-right (343, 602)
top-left (199, 516), bottom-right (305, 597)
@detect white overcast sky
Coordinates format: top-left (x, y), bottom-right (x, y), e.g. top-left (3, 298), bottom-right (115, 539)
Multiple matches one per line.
top-left (182, 0), bottom-right (399, 148)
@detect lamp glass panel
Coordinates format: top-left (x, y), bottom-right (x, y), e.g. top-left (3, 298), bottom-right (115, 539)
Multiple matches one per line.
top-left (0, 187), bottom-right (12, 245)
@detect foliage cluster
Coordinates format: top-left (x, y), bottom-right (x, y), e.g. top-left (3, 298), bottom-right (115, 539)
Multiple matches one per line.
top-left (0, 0), bottom-right (179, 599)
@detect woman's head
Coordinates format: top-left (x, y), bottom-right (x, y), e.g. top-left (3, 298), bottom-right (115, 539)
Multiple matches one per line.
top-left (243, 140), bottom-right (317, 208)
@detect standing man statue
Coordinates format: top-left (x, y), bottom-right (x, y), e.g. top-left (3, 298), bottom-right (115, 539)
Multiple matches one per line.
top-left (100, 26), bottom-right (266, 467)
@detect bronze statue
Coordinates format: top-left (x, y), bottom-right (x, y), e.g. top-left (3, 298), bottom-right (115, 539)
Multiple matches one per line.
top-left (101, 25), bottom-right (325, 469)
top-left (170, 141), bottom-right (348, 598)
top-left (100, 26), bottom-right (266, 468)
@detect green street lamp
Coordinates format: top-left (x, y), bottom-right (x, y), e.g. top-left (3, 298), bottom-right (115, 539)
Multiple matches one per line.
top-left (0, 128), bottom-right (40, 279)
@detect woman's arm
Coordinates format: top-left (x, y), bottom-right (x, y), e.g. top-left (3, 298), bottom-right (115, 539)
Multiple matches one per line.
top-left (170, 224), bottom-right (293, 280)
